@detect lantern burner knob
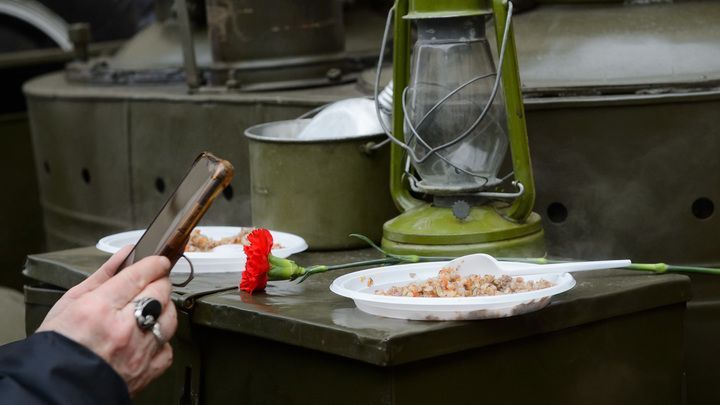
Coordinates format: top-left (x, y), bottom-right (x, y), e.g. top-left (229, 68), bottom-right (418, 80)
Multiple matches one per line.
top-left (451, 200), bottom-right (471, 221)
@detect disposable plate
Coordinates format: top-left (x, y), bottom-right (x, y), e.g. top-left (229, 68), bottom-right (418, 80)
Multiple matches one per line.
top-left (96, 226), bottom-right (308, 273)
top-left (330, 261), bottom-right (576, 321)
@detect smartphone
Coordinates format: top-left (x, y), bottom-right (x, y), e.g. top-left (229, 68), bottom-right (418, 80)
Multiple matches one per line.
top-left (117, 152), bottom-right (234, 275)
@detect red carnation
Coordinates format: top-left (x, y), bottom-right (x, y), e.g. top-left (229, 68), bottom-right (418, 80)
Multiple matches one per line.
top-left (240, 228), bottom-right (273, 293)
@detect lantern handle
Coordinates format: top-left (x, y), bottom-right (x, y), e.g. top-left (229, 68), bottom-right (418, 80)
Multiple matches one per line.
top-left (375, 0), bottom-right (515, 199)
top-left (375, 2), bottom-right (423, 212)
top-left (492, 0), bottom-right (536, 222)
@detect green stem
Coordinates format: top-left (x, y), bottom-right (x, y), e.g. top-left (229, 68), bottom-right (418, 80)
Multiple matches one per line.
top-left (325, 258), bottom-right (401, 271)
top-left (392, 253), bottom-right (720, 275)
top-left (495, 257), bottom-right (720, 275)
top-left (297, 257), bottom-right (406, 283)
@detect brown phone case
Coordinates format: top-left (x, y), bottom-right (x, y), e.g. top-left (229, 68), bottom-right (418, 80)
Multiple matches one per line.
top-left (117, 152), bottom-right (234, 274)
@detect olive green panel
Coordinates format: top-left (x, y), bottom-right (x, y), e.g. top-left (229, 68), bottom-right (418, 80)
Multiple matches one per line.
top-left (127, 101), bottom-right (310, 228)
top-left (682, 272), bottom-right (720, 405)
top-left (0, 114), bottom-right (44, 290)
top-left (197, 304), bottom-right (684, 404)
top-left (526, 95), bottom-right (720, 264)
top-left (24, 72), bottom-right (370, 251)
top-left (248, 132), bottom-right (397, 250)
top-left (23, 285), bottom-right (63, 336)
top-left (391, 304), bottom-right (684, 405)
top-left (26, 97), bottom-right (133, 250)
top-left (0, 287), bottom-right (26, 343)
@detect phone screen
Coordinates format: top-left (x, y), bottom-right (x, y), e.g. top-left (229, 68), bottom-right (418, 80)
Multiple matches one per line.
top-left (119, 153), bottom-right (233, 272)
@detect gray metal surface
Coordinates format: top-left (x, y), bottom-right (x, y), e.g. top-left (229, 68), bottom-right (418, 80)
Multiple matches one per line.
top-left (205, 0), bottom-right (344, 62)
top-left (66, 2), bottom-right (383, 89)
top-left (511, 1), bottom-right (720, 93)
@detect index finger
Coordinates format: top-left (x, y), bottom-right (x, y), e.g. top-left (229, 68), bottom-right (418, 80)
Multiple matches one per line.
top-left (94, 255), bottom-right (172, 308)
top-left (72, 245), bottom-right (135, 295)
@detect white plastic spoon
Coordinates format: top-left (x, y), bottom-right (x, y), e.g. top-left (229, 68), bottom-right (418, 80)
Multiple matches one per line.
top-left (447, 253), bottom-right (631, 278)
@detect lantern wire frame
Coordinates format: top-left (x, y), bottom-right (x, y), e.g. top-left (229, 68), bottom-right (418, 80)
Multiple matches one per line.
top-left (373, 2), bottom-right (520, 193)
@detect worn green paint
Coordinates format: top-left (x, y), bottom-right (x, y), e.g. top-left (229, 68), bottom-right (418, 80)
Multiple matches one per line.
top-left (492, 0), bottom-right (536, 222)
top-left (0, 113), bottom-right (45, 291)
top-left (381, 204), bottom-right (544, 255)
top-left (405, 0), bottom-right (491, 19)
top-left (245, 120), bottom-right (398, 250)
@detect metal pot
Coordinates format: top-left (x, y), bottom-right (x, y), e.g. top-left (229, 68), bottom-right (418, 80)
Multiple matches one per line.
top-left (245, 119), bottom-right (397, 250)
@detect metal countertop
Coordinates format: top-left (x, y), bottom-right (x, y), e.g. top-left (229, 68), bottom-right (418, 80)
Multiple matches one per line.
top-left (25, 247), bottom-right (691, 366)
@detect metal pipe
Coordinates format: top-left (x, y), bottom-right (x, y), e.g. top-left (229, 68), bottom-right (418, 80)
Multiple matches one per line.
top-left (176, 0), bottom-right (201, 91)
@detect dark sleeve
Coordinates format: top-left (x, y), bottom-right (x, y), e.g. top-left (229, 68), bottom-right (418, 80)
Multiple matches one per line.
top-left (0, 331), bottom-right (130, 405)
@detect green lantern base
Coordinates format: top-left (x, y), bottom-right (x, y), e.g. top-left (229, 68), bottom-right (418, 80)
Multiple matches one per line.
top-left (381, 204), bottom-right (546, 257)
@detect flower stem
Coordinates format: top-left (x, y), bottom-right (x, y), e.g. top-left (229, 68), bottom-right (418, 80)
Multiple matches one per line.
top-left (296, 257), bottom-right (410, 283)
top-left (493, 257), bottom-right (720, 275)
top-left (369, 250), bottom-right (720, 276)
top-left (295, 233), bottom-right (720, 284)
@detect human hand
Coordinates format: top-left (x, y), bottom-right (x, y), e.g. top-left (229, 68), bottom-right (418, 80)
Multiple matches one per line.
top-left (38, 245), bottom-right (178, 396)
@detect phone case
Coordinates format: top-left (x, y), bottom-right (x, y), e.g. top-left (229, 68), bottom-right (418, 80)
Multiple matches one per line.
top-left (118, 152), bottom-right (234, 273)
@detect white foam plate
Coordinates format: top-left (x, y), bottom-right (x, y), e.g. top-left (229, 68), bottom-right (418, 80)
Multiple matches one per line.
top-left (330, 261), bottom-right (576, 321)
top-left (96, 226), bottom-right (308, 273)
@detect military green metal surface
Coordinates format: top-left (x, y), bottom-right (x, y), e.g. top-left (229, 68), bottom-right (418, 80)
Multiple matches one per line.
top-left (383, 205), bottom-right (542, 244)
top-left (382, 204), bottom-right (545, 256)
top-left (382, 228), bottom-right (545, 257)
top-left (24, 247), bottom-right (690, 404)
top-left (491, 0), bottom-right (536, 223)
top-left (0, 113), bottom-right (44, 291)
top-left (0, 286), bottom-right (26, 344)
top-left (24, 72), bottom-right (369, 250)
top-left (245, 120), bottom-right (398, 250)
top-left (406, 0), bottom-right (492, 19)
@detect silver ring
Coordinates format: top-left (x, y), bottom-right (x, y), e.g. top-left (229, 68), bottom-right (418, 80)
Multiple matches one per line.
top-left (151, 322), bottom-right (164, 345)
top-left (133, 297), bottom-right (162, 330)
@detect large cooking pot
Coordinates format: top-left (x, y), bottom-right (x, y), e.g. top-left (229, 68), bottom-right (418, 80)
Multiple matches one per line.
top-left (245, 119), bottom-right (397, 250)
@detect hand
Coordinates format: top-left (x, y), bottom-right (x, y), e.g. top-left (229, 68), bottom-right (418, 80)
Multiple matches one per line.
top-left (38, 246), bottom-right (178, 396)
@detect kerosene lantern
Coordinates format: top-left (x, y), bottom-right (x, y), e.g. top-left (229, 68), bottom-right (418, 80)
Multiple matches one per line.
top-left (379, 0), bottom-right (545, 256)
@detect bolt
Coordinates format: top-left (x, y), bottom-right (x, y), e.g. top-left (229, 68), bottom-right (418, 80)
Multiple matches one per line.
top-left (326, 68), bottom-right (342, 82)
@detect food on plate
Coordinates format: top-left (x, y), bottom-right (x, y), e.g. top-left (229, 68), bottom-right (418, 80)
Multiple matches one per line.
top-left (375, 267), bottom-right (553, 298)
top-left (185, 228), bottom-right (282, 252)
top-left (359, 276), bottom-right (374, 287)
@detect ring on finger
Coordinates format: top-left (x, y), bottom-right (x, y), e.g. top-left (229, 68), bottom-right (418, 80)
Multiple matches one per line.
top-left (133, 297), bottom-right (162, 330)
top-left (151, 322), bottom-right (165, 345)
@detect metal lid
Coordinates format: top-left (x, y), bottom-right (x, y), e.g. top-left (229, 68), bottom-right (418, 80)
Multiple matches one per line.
top-left (508, 2), bottom-right (720, 95)
top-left (405, 0), bottom-right (492, 19)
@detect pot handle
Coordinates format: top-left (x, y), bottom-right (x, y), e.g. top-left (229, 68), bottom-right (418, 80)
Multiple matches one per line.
top-left (361, 139), bottom-right (391, 155)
